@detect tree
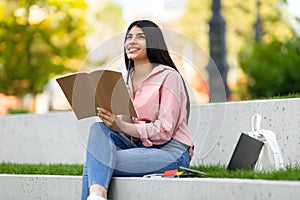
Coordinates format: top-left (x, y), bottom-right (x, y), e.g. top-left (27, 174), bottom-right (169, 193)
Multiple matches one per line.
top-left (0, 0), bottom-right (87, 106)
top-left (180, 0), bottom-right (292, 63)
top-left (83, 0), bottom-right (125, 68)
top-left (237, 0), bottom-right (300, 98)
top-left (179, 0), bottom-right (211, 50)
top-left (180, 0), bottom-right (296, 99)
top-left (239, 35), bottom-right (300, 98)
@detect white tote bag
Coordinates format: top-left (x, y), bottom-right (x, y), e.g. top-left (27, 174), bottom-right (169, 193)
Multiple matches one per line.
top-left (246, 113), bottom-right (285, 171)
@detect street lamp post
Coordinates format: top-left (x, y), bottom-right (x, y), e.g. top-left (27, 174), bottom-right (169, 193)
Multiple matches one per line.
top-left (206, 0), bottom-right (230, 101)
top-left (254, 0), bottom-right (262, 42)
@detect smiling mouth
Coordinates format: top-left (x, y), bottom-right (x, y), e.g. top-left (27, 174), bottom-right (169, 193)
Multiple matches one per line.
top-left (128, 47), bottom-right (140, 53)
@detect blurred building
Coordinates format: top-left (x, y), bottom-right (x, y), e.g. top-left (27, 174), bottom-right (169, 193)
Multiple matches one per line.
top-left (35, 79), bottom-right (71, 113)
top-left (0, 93), bottom-right (20, 115)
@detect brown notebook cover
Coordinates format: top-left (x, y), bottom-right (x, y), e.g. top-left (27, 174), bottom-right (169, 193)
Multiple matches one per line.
top-left (56, 70), bottom-right (138, 120)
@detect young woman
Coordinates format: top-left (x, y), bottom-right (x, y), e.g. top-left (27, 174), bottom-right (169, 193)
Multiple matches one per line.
top-left (81, 20), bottom-right (194, 200)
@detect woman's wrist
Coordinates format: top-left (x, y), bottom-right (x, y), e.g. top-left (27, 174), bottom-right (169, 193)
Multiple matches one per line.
top-left (119, 121), bottom-right (140, 138)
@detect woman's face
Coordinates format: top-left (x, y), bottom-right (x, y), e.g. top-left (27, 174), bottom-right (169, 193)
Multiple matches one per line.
top-left (125, 26), bottom-right (149, 65)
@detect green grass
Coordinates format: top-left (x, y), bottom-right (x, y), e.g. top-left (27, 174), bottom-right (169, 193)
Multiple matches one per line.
top-left (0, 162), bottom-right (83, 176)
top-left (1, 162), bottom-right (300, 181)
top-left (253, 93), bottom-right (300, 100)
top-left (271, 93), bottom-right (300, 99)
top-left (192, 164), bottom-right (300, 181)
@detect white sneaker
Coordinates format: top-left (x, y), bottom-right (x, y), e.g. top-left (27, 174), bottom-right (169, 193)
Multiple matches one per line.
top-left (87, 192), bottom-right (106, 200)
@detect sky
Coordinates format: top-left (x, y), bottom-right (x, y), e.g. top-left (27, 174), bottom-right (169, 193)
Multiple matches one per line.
top-left (286, 0), bottom-right (300, 18)
top-left (112, 0), bottom-right (299, 20)
top-left (111, 0), bottom-right (299, 35)
top-left (111, 0), bottom-right (186, 22)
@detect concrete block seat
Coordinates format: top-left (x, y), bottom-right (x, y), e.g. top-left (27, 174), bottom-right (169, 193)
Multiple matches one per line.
top-left (1, 174), bottom-right (300, 200)
top-left (1, 98), bottom-right (300, 199)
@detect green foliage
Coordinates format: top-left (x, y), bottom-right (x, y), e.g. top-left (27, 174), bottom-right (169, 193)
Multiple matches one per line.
top-left (0, 0), bottom-right (88, 97)
top-left (95, 1), bottom-right (124, 31)
top-left (239, 36), bottom-right (300, 98)
top-left (0, 162), bottom-right (83, 175)
top-left (2, 162), bottom-right (300, 181)
top-left (179, 0), bottom-right (210, 47)
top-left (193, 164), bottom-right (300, 180)
top-left (272, 93), bottom-right (300, 99)
top-left (180, 0), bottom-right (297, 100)
top-left (8, 108), bottom-right (29, 114)
top-left (180, 0), bottom-right (291, 66)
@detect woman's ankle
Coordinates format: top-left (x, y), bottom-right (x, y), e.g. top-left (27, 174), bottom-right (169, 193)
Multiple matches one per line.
top-left (89, 184), bottom-right (107, 199)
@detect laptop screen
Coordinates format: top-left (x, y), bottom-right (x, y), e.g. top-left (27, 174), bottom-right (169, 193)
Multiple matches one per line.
top-left (227, 133), bottom-right (264, 171)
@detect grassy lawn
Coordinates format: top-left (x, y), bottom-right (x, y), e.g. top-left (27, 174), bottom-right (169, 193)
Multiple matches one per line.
top-left (1, 162), bottom-right (300, 181)
top-left (192, 165), bottom-right (300, 181)
top-left (0, 162), bottom-right (83, 176)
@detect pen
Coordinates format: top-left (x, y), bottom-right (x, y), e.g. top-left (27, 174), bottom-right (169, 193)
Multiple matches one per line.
top-left (126, 59), bottom-right (132, 85)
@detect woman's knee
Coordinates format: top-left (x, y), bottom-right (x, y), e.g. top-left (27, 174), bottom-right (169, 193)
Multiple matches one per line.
top-left (88, 122), bottom-right (110, 140)
top-left (90, 122), bottom-right (109, 134)
top-left (90, 122), bottom-right (104, 131)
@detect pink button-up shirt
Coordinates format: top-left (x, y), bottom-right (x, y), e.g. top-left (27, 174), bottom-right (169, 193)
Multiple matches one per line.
top-left (128, 64), bottom-right (193, 152)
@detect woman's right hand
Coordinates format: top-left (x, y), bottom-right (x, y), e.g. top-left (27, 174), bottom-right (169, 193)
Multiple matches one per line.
top-left (97, 107), bottom-right (124, 133)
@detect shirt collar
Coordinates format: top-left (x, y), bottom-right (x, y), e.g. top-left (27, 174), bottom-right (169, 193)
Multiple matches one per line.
top-left (147, 64), bottom-right (176, 78)
top-left (128, 64), bottom-right (176, 91)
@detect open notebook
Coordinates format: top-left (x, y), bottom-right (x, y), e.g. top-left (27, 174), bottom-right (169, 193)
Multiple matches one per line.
top-left (56, 69), bottom-right (138, 120)
top-left (227, 133), bottom-right (264, 171)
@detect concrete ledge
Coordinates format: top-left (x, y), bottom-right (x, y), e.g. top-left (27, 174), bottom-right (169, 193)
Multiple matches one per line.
top-left (1, 98), bottom-right (300, 166)
top-left (1, 174), bottom-right (300, 200)
top-left (0, 174), bottom-right (81, 200)
top-left (1, 98), bottom-right (300, 200)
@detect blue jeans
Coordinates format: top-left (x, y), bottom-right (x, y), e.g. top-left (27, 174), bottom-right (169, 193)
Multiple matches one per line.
top-left (81, 122), bottom-right (190, 199)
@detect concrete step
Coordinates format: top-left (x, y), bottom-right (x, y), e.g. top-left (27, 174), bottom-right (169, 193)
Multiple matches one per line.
top-left (1, 174), bottom-right (300, 200)
top-left (1, 98), bottom-right (300, 166)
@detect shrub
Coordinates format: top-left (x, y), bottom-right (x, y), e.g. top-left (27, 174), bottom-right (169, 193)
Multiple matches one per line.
top-left (238, 36), bottom-right (300, 98)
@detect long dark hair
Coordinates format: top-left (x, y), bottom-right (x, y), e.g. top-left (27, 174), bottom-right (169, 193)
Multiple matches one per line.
top-left (124, 20), bottom-right (190, 121)
top-left (124, 20), bottom-right (176, 71)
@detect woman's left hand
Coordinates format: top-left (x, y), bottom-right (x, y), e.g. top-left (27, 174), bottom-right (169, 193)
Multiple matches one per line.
top-left (97, 107), bottom-right (123, 132)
